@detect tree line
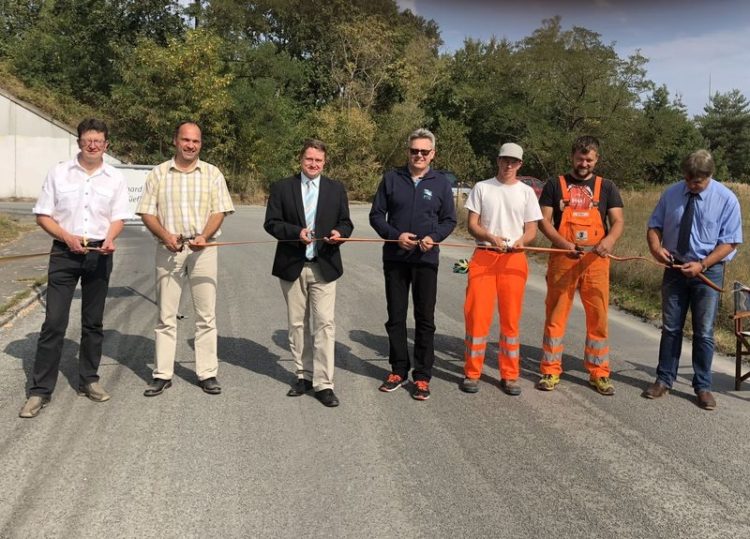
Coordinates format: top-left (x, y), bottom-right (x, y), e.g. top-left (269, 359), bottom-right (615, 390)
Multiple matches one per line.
top-left (2, 0), bottom-right (750, 198)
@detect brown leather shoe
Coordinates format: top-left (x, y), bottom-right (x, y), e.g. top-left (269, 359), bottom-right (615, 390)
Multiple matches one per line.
top-left (77, 382), bottom-right (111, 402)
top-left (643, 381), bottom-right (669, 399)
top-left (19, 396), bottom-right (50, 418)
top-left (697, 390), bottom-right (716, 410)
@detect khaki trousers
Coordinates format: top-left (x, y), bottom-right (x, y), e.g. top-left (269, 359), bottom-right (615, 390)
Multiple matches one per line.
top-left (154, 244), bottom-right (218, 381)
top-left (280, 262), bottom-right (337, 391)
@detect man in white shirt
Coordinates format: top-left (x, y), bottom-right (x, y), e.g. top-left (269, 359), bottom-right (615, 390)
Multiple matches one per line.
top-left (20, 118), bottom-right (130, 419)
top-left (460, 143), bottom-right (542, 395)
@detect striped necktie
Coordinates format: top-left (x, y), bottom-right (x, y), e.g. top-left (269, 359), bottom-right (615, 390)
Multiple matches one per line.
top-left (304, 179), bottom-right (316, 259)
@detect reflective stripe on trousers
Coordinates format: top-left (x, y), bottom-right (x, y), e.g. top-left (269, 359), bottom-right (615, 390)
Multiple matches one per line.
top-left (540, 252), bottom-right (610, 378)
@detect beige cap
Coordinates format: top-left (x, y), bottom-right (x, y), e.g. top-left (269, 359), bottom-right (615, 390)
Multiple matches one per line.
top-left (498, 142), bottom-right (523, 160)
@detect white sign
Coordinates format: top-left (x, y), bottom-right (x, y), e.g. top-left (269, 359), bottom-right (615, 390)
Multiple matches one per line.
top-left (114, 164), bottom-right (151, 222)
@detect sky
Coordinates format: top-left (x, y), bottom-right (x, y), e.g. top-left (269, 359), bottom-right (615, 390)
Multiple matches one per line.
top-left (396, 0), bottom-right (750, 117)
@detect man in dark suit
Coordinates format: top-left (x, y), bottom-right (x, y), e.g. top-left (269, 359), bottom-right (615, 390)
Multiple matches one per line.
top-left (264, 139), bottom-right (354, 407)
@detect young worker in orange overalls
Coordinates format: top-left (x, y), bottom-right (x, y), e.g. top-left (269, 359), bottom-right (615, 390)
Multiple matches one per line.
top-left (460, 143), bottom-right (543, 396)
top-left (536, 136), bottom-right (624, 395)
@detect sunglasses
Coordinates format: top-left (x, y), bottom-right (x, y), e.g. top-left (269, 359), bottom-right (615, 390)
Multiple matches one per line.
top-left (409, 148), bottom-right (433, 156)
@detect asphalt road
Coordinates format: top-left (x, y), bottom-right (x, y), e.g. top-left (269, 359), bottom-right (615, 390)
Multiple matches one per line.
top-left (1, 205), bottom-right (749, 538)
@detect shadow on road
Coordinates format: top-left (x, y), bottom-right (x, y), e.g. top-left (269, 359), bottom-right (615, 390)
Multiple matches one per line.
top-left (216, 334), bottom-right (287, 386)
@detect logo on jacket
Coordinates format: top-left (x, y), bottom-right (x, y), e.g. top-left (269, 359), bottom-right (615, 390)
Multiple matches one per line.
top-left (423, 189), bottom-right (433, 200)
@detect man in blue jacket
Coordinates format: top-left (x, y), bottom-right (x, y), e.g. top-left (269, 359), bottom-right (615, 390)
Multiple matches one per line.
top-left (369, 128), bottom-right (457, 400)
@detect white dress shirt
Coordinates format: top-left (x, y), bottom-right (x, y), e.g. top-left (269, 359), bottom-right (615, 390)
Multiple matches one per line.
top-left (33, 155), bottom-right (131, 240)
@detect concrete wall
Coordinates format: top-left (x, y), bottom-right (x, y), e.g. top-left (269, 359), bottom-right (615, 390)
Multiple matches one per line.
top-left (0, 88), bottom-right (121, 199)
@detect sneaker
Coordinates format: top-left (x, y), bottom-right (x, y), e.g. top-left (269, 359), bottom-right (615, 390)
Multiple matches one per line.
top-left (379, 373), bottom-right (406, 392)
top-left (589, 376), bottom-right (615, 396)
top-left (536, 374), bottom-right (560, 391)
top-left (460, 377), bottom-right (479, 393)
top-left (500, 379), bottom-right (522, 396)
top-left (412, 380), bottom-right (431, 400)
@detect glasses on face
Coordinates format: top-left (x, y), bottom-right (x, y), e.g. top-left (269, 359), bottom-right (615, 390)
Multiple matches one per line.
top-left (79, 138), bottom-right (107, 148)
top-left (499, 157), bottom-right (521, 166)
top-left (409, 148), bottom-right (433, 157)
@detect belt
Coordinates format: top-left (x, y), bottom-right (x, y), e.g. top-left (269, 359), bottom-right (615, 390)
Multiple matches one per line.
top-left (475, 246), bottom-right (514, 253)
top-left (671, 257), bottom-right (724, 267)
top-left (53, 239), bottom-right (104, 250)
top-left (304, 257), bottom-right (318, 263)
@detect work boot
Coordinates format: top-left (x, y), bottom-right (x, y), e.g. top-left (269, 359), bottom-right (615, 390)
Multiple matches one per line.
top-left (588, 376), bottom-right (615, 396)
top-left (460, 378), bottom-right (479, 393)
top-left (536, 374), bottom-right (560, 391)
top-left (500, 379), bottom-right (522, 396)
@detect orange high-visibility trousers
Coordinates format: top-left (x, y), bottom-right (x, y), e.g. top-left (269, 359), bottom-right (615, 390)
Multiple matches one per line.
top-left (540, 252), bottom-right (610, 378)
top-left (464, 249), bottom-right (528, 381)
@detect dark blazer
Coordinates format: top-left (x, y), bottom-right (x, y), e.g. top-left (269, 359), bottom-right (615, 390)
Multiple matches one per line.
top-left (264, 174), bottom-right (353, 282)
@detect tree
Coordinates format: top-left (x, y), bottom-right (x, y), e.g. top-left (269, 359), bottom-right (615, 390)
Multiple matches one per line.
top-left (0, 0), bottom-right (43, 56)
top-left (329, 16), bottom-right (399, 111)
top-left (373, 101), bottom-right (427, 170)
top-left (697, 89), bottom-right (750, 181)
top-left (426, 17), bottom-right (655, 185)
top-left (10, 0), bottom-right (118, 102)
top-left (433, 116), bottom-right (483, 184)
top-left (225, 43), bottom-right (306, 194)
top-left (631, 86), bottom-right (703, 184)
top-left (309, 104), bottom-right (381, 199)
top-left (8, 0), bottom-right (184, 104)
top-left (110, 29), bottom-right (234, 166)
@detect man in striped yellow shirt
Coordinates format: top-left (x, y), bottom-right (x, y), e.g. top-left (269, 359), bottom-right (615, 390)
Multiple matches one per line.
top-left (137, 121), bottom-right (235, 397)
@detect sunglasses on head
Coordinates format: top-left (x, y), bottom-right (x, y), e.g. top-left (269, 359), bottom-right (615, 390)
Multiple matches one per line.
top-left (409, 148), bottom-right (433, 156)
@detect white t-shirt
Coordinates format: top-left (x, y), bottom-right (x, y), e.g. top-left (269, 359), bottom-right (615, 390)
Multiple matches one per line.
top-left (464, 177), bottom-right (543, 246)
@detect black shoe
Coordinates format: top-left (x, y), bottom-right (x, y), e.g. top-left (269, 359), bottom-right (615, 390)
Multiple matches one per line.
top-left (199, 377), bottom-right (221, 395)
top-left (287, 379), bottom-right (313, 397)
top-left (144, 378), bottom-right (172, 397)
top-left (315, 388), bottom-right (340, 407)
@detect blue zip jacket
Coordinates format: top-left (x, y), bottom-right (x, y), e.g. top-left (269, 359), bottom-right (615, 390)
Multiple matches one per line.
top-left (369, 166), bottom-right (457, 266)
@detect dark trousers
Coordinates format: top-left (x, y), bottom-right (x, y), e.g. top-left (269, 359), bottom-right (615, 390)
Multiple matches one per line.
top-left (383, 261), bottom-right (438, 382)
top-left (30, 242), bottom-right (112, 397)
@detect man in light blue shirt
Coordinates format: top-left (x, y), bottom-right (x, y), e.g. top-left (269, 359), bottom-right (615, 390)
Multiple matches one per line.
top-left (645, 149), bottom-right (742, 410)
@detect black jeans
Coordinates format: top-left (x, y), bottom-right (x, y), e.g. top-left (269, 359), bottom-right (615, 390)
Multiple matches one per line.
top-left (383, 261), bottom-right (438, 382)
top-left (30, 241), bottom-right (112, 397)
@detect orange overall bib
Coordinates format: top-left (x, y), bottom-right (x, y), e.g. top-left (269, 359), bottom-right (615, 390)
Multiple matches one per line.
top-left (540, 176), bottom-right (610, 378)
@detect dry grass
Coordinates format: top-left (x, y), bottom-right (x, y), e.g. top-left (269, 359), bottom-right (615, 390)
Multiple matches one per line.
top-left (0, 62), bottom-right (106, 131)
top-left (0, 213), bottom-right (34, 246)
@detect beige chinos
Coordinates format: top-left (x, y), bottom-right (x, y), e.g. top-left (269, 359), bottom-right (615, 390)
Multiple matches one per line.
top-left (280, 262), bottom-right (337, 391)
top-left (153, 243), bottom-right (218, 381)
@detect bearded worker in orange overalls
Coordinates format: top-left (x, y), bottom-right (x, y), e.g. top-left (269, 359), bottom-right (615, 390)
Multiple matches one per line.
top-left (536, 136), bottom-right (624, 395)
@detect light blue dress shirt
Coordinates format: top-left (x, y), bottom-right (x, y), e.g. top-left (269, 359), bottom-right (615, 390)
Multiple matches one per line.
top-left (647, 178), bottom-right (742, 262)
